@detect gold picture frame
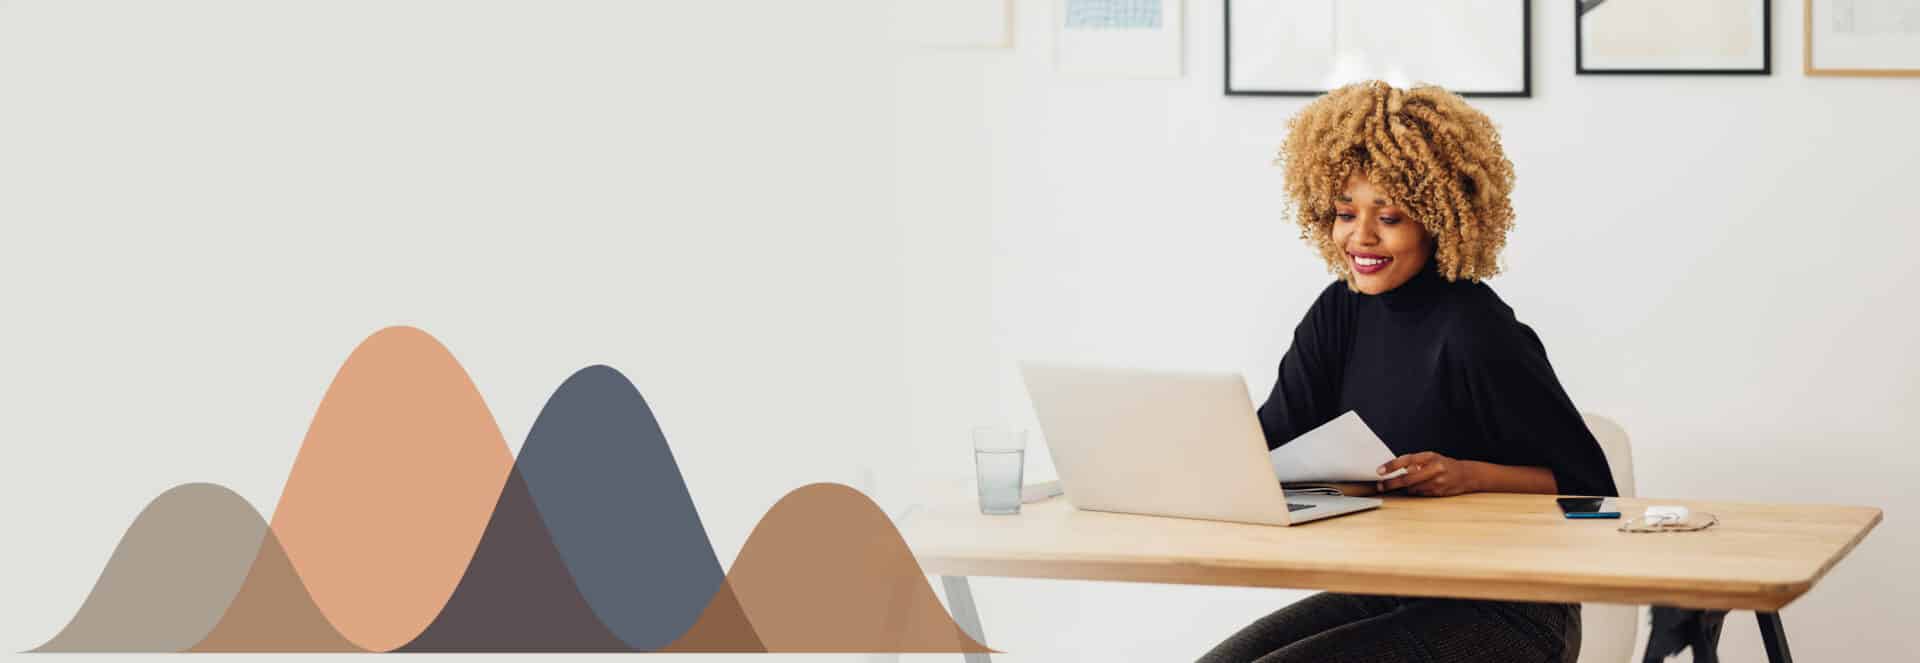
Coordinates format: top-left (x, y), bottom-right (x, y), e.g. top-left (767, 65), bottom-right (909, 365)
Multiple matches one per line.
top-left (1805, 0), bottom-right (1920, 77)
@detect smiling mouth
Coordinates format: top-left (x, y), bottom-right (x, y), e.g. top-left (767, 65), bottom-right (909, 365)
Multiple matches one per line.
top-left (1350, 253), bottom-right (1392, 274)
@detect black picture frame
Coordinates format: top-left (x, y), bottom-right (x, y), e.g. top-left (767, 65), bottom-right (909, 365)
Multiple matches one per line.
top-left (1225, 0), bottom-right (1532, 98)
top-left (1575, 0), bottom-right (1771, 75)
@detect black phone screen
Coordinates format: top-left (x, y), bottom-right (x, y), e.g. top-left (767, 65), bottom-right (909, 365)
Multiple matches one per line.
top-left (1557, 497), bottom-right (1606, 513)
top-left (1556, 498), bottom-right (1620, 518)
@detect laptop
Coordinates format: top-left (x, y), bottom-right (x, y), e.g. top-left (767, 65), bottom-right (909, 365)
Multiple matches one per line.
top-left (1019, 361), bottom-right (1381, 527)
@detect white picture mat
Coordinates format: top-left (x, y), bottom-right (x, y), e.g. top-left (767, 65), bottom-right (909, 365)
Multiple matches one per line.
top-left (1810, 0), bottom-right (1920, 70)
top-left (1579, 0), bottom-right (1765, 70)
top-left (892, 0), bottom-right (1011, 47)
top-left (1054, 0), bottom-right (1184, 78)
top-left (1228, 0), bottom-right (1524, 92)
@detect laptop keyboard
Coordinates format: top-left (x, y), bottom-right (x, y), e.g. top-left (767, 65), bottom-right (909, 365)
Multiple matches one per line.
top-left (1286, 502), bottom-right (1312, 512)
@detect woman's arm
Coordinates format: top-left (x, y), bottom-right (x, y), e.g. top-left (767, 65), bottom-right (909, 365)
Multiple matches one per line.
top-left (1452, 303), bottom-right (1619, 498)
top-left (1374, 452), bottom-right (1557, 496)
top-left (1255, 282), bottom-right (1354, 450)
top-left (1462, 460), bottom-right (1557, 494)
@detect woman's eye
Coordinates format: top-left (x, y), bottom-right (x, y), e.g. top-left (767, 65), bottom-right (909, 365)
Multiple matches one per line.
top-left (1334, 212), bottom-right (1356, 221)
top-left (1380, 216), bottom-right (1401, 225)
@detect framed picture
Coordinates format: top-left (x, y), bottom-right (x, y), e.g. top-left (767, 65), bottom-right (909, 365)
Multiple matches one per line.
top-left (1805, 0), bottom-right (1920, 76)
top-left (1576, 0), bottom-right (1770, 74)
top-left (1055, 0), bottom-right (1184, 78)
top-left (1225, 0), bottom-right (1530, 97)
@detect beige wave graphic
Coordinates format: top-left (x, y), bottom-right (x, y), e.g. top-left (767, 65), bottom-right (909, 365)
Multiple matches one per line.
top-left (35, 484), bottom-right (268, 652)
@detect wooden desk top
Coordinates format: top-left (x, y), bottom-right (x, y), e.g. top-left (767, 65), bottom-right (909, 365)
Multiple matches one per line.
top-left (899, 493), bottom-right (1881, 611)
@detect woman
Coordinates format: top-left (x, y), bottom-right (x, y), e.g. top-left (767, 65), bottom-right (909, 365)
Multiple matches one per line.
top-left (1197, 82), bottom-right (1617, 663)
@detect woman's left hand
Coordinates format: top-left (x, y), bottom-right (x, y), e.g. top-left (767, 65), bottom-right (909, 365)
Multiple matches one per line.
top-left (1376, 451), bottom-right (1481, 497)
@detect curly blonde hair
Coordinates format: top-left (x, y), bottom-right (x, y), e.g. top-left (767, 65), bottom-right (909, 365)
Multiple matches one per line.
top-left (1278, 80), bottom-right (1516, 283)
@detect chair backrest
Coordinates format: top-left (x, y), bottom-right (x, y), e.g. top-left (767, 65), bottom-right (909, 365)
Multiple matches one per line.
top-left (1582, 412), bottom-right (1636, 500)
top-left (1576, 412), bottom-right (1636, 663)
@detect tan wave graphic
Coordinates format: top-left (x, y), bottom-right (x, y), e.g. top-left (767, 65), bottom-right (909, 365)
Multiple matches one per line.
top-left (670, 482), bottom-right (996, 653)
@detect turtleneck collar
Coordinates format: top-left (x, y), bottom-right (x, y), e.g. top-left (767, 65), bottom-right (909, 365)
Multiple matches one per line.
top-left (1371, 258), bottom-right (1445, 313)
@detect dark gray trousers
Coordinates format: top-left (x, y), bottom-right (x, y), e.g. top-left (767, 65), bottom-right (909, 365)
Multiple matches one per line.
top-left (1196, 593), bottom-right (1581, 663)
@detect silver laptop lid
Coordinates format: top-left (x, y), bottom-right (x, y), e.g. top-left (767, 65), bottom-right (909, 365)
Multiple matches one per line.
top-left (1018, 361), bottom-right (1297, 527)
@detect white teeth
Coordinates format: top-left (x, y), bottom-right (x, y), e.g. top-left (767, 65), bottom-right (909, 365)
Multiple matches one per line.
top-left (1355, 256), bottom-right (1388, 266)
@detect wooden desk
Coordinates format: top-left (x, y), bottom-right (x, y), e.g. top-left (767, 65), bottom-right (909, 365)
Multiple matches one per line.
top-left (900, 493), bottom-right (1881, 663)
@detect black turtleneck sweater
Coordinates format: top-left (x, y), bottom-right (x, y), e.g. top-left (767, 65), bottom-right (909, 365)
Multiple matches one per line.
top-left (1256, 264), bottom-right (1619, 498)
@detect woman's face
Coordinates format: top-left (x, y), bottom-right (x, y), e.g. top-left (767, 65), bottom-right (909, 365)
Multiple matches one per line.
top-left (1332, 173), bottom-right (1433, 295)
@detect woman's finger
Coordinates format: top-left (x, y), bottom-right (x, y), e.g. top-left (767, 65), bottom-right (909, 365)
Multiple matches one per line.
top-left (1378, 451), bottom-right (1439, 477)
top-left (1378, 458), bottom-right (1448, 492)
top-left (1411, 472), bottom-right (1459, 496)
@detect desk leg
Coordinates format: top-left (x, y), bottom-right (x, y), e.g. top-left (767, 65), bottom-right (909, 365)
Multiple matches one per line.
top-left (941, 575), bottom-right (992, 663)
top-left (1757, 611), bottom-right (1792, 663)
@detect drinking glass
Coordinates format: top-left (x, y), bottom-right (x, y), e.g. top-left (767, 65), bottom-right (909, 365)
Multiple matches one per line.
top-left (972, 426), bottom-right (1027, 515)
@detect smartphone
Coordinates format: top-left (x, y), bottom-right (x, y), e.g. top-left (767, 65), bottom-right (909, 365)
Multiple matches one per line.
top-left (1556, 497), bottom-right (1621, 519)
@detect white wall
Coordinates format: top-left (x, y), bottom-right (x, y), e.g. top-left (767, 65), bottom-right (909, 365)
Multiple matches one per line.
top-left (893, 0), bottom-right (1918, 661)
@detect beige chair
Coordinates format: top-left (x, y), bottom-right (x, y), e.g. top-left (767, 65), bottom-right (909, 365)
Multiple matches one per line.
top-left (1578, 413), bottom-right (1637, 663)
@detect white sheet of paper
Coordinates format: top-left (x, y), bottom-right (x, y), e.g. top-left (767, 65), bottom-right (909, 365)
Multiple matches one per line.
top-left (1268, 411), bottom-right (1407, 483)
